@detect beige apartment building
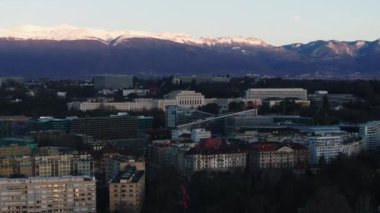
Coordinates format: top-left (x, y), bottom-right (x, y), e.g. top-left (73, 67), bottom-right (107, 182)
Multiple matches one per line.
top-left (249, 142), bottom-right (309, 169)
top-left (0, 176), bottom-right (96, 213)
top-left (109, 166), bottom-right (145, 213)
top-left (0, 154), bottom-right (94, 177)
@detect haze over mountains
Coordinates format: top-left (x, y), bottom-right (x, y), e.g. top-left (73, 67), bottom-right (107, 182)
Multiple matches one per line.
top-left (0, 25), bottom-right (379, 79)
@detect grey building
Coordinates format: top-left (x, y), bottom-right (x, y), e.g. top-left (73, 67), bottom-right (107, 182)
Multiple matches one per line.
top-left (94, 75), bottom-right (134, 89)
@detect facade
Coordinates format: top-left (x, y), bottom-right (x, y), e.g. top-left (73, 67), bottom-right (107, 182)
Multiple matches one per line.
top-left (225, 114), bottom-right (313, 133)
top-left (191, 128), bottom-right (211, 142)
top-left (308, 91), bottom-right (356, 108)
top-left (0, 116), bottom-right (30, 136)
top-left (248, 142), bottom-right (309, 169)
top-left (71, 115), bottom-right (139, 140)
top-left (0, 138), bottom-right (37, 158)
top-left (360, 121), bottom-right (380, 150)
top-left (0, 154), bottom-right (94, 177)
top-left (166, 105), bottom-right (214, 128)
top-left (163, 90), bottom-right (205, 109)
top-left (245, 88), bottom-right (308, 100)
top-left (68, 99), bottom-right (154, 112)
top-left (341, 139), bottom-right (362, 156)
top-left (174, 76), bottom-right (230, 84)
top-left (0, 176), bottom-right (96, 213)
top-left (32, 117), bottom-right (73, 133)
top-left (94, 75), bottom-right (134, 89)
top-left (147, 140), bottom-right (196, 175)
top-left (105, 155), bottom-right (145, 182)
top-left (34, 154), bottom-right (94, 177)
top-left (308, 136), bottom-right (343, 164)
top-left (109, 166), bottom-right (145, 213)
top-left (206, 98), bottom-right (262, 112)
top-left (31, 130), bottom-right (93, 149)
top-left (184, 147), bottom-right (246, 177)
top-left (123, 89), bottom-right (149, 97)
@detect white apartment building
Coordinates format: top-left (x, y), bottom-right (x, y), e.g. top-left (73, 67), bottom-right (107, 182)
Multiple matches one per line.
top-left (191, 128), bottom-right (211, 142)
top-left (245, 88), bottom-right (308, 100)
top-left (308, 136), bottom-right (343, 164)
top-left (360, 121), bottom-right (380, 150)
top-left (184, 150), bottom-right (246, 177)
top-left (0, 176), bottom-right (96, 213)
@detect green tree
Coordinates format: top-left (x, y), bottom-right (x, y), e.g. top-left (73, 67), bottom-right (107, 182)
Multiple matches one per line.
top-left (304, 187), bottom-right (352, 213)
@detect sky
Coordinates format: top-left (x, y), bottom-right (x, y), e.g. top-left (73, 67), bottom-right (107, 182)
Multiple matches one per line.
top-left (0, 0), bottom-right (379, 45)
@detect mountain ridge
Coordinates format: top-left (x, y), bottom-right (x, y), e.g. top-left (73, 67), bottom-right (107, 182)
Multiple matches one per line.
top-left (0, 25), bottom-right (379, 79)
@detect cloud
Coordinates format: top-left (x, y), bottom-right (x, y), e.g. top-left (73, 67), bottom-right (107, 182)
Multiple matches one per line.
top-left (292, 16), bottom-right (302, 23)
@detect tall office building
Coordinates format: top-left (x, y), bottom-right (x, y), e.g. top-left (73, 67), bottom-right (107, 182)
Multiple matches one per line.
top-left (245, 88), bottom-right (308, 100)
top-left (94, 75), bottom-right (134, 89)
top-left (360, 121), bottom-right (380, 150)
top-left (0, 176), bottom-right (96, 213)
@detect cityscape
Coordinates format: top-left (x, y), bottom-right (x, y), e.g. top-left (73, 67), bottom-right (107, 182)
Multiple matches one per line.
top-left (0, 0), bottom-right (380, 213)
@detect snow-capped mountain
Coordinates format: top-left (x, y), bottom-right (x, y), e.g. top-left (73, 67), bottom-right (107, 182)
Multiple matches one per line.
top-left (0, 25), bottom-right (379, 79)
top-left (0, 25), bottom-right (268, 46)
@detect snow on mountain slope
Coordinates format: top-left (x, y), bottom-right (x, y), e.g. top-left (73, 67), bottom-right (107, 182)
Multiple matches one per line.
top-left (0, 25), bottom-right (267, 47)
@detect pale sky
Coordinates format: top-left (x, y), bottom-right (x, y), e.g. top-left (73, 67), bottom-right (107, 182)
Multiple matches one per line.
top-left (0, 0), bottom-right (379, 45)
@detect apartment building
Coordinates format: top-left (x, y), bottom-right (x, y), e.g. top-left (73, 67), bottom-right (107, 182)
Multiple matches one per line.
top-left (308, 136), bottom-right (344, 164)
top-left (147, 140), bottom-right (196, 175)
top-left (105, 155), bottom-right (145, 182)
top-left (0, 138), bottom-right (37, 158)
top-left (248, 142), bottom-right (309, 169)
top-left (184, 146), bottom-right (246, 177)
top-left (109, 166), bottom-right (145, 213)
top-left (0, 176), bottom-right (96, 213)
top-left (0, 154), bottom-right (94, 177)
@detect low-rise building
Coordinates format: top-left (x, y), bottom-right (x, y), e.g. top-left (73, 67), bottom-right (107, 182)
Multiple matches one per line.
top-left (245, 88), bottom-right (308, 100)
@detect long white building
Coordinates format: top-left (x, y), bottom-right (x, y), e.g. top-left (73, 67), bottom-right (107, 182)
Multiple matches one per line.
top-left (245, 88), bottom-right (308, 100)
top-left (308, 136), bottom-right (343, 164)
top-left (68, 90), bottom-right (206, 112)
top-left (0, 176), bottom-right (96, 213)
top-left (184, 148), bottom-right (246, 177)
